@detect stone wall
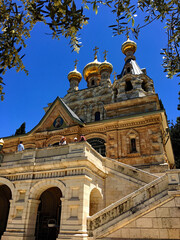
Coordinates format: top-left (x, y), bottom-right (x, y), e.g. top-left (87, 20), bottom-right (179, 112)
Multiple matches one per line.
top-left (108, 196), bottom-right (180, 239)
top-left (87, 170), bottom-right (180, 239)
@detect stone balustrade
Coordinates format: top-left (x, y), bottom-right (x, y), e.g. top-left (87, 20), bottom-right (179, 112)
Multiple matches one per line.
top-left (87, 170), bottom-right (180, 238)
top-left (105, 157), bottom-right (158, 184)
top-left (0, 142), bottom-right (106, 179)
top-left (87, 174), bottom-right (169, 236)
top-left (0, 142), bottom-right (103, 166)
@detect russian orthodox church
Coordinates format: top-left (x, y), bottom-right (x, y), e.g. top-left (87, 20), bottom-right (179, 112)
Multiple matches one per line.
top-left (0, 39), bottom-right (179, 240)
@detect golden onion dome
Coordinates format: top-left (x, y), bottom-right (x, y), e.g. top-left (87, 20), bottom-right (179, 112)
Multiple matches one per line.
top-left (68, 67), bottom-right (82, 82)
top-left (99, 60), bottom-right (113, 73)
top-left (121, 38), bottom-right (137, 55)
top-left (83, 58), bottom-right (101, 80)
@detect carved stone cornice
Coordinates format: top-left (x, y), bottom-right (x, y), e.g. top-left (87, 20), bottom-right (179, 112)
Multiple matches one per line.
top-left (83, 116), bottom-right (161, 135)
top-left (105, 94), bottom-right (159, 111)
top-left (34, 126), bottom-right (80, 138)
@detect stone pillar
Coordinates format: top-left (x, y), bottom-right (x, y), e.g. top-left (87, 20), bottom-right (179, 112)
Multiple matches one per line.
top-left (24, 199), bottom-right (41, 239)
top-left (1, 200), bottom-right (16, 240)
top-left (2, 199), bottom-right (40, 240)
top-left (2, 199), bottom-right (23, 239)
top-left (131, 78), bottom-right (146, 97)
top-left (146, 82), bottom-right (154, 93)
top-left (57, 177), bottom-right (91, 240)
top-left (58, 197), bottom-right (65, 237)
top-left (117, 81), bottom-right (127, 101)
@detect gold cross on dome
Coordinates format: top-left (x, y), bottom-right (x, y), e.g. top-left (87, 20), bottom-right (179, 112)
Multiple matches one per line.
top-left (93, 46), bottom-right (99, 59)
top-left (113, 71), bottom-right (117, 81)
top-left (74, 59), bottom-right (78, 69)
top-left (103, 50), bottom-right (108, 61)
top-left (125, 27), bottom-right (130, 40)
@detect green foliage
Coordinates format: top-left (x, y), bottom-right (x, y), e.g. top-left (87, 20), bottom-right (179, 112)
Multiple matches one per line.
top-left (15, 122), bottom-right (26, 135)
top-left (0, 0), bottom-right (179, 100)
top-left (169, 118), bottom-right (180, 168)
top-left (0, 0), bottom-right (89, 100)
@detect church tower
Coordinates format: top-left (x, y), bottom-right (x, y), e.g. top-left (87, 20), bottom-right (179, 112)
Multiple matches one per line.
top-left (0, 40), bottom-right (178, 240)
top-left (113, 38), bottom-right (155, 101)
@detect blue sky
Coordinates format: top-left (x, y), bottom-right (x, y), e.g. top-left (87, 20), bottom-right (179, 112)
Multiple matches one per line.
top-left (0, 5), bottom-right (179, 138)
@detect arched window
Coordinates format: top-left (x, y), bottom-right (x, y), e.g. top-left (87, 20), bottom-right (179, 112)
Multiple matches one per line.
top-left (130, 138), bottom-right (137, 153)
top-left (91, 79), bottom-right (95, 86)
top-left (95, 112), bottom-right (100, 121)
top-left (113, 88), bottom-right (118, 102)
top-left (126, 129), bottom-right (140, 155)
top-left (127, 67), bottom-right (131, 73)
top-left (141, 81), bottom-right (148, 92)
top-left (125, 80), bottom-right (133, 91)
top-left (87, 138), bottom-right (106, 156)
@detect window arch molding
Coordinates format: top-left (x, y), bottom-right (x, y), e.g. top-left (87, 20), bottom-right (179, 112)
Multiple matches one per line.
top-left (126, 129), bottom-right (140, 154)
top-left (92, 102), bottom-right (104, 121)
top-left (46, 136), bottom-right (63, 147)
top-left (86, 133), bottom-right (106, 142)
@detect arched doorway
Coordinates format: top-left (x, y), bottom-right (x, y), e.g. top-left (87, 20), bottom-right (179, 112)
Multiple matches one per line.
top-left (0, 185), bottom-right (12, 238)
top-left (35, 187), bottom-right (62, 240)
top-left (87, 138), bottom-right (106, 156)
top-left (89, 188), bottom-right (103, 216)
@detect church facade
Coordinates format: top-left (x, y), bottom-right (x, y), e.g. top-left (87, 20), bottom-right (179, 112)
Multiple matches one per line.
top-left (0, 39), bottom-right (179, 240)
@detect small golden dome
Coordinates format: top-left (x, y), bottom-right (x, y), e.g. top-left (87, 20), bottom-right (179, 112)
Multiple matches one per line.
top-left (83, 58), bottom-right (101, 80)
top-left (121, 38), bottom-right (137, 55)
top-left (99, 61), bottom-right (113, 73)
top-left (68, 67), bottom-right (82, 82)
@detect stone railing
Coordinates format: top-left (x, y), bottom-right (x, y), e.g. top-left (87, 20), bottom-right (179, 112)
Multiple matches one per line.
top-left (87, 173), bottom-right (169, 237)
top-left (167, 169), bottom-right (180, 191)
top-left (105, 157), bottom-right (158, 184)
top-left (0, 141), bottom-right (104, 169)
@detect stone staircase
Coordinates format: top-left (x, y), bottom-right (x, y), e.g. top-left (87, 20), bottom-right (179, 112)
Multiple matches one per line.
top-left (104, 157), bottom-right (158, 184)
top-left (87, 173), bottom-right (172, 238)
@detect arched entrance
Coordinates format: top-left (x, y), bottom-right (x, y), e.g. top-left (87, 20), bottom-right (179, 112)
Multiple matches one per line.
top-left (87, 138), bottom-right (106, 156)
top-left (35, 187), bottom-right (62, 240)
top-left (0, 185), bottom-right (12, 238)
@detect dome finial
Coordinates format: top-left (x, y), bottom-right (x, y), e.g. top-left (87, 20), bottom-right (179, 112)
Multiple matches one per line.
top-left (103, 50), bottom-right (108, 61)
top-left (93, 46), bottom-right (99, 60)
top-left (74, 59), bottom-right (78, 70)
top-left (68, 59), bottom-right (82, 85)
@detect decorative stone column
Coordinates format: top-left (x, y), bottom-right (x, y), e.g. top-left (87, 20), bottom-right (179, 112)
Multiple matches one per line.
top-left (57, 177), bottom-right (91, 240)
top-left (1, 198), bottom-right (38, 240)
top-left (131, 77), bottom-right (146, 97)
top-left (117, 80), bottom-right (127, 101)
top-left (24, 199), bottom-right (41, 240)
